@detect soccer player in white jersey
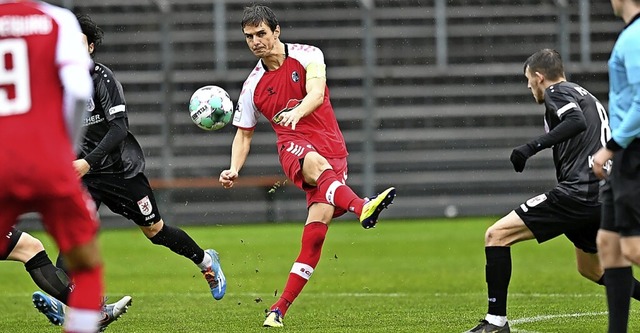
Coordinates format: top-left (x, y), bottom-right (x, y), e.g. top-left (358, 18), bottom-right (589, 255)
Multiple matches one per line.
top-left (218, 4), bottom-right (396, 328)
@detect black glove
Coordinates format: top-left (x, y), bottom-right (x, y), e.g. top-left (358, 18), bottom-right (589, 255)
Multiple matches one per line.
top-left (510, 143), bottom-right (537, 172)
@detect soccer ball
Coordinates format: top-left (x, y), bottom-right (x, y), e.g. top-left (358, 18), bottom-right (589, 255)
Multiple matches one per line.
top-left (188, 85), bottom-right (234, 131)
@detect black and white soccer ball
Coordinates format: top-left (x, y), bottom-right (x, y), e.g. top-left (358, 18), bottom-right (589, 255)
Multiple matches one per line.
top-left (188, 85), bottom-right (233, 131)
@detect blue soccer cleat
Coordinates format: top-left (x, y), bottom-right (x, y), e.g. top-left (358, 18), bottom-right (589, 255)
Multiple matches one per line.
top-left (263, 309), bottom-right (284, 327)
top-left (202, 249), bottom-right (226, 300)
top-left (359, 187), bottom-right (396, 229)
top-left (32, 291), bottom-right (65, 326)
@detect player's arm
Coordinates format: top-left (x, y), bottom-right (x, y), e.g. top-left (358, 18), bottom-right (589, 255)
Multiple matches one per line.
top-left (511, 95), bottom-right (587, 172)
top-left (220, 127), bottom-right (254, 188)
top-left (75, 72), bottom-right (129, 176)
top-left (277, 62), bottom-right (327, 130)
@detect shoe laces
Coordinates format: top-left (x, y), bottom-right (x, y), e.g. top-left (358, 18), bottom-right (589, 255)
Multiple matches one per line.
top-left (203, 267), bottom-right (219, 288)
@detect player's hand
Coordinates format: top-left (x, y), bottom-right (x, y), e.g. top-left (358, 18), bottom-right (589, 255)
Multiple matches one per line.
top-left (219, 169), bottom-right (238, 189)
top-left (272, 99), bottom-right (302, 130)
top-left (591, 147), bottom-right (614, 180)
top-left (510, 144), bottom-right (536, 172)
top-left (72, 159), bottom-right (90, 178)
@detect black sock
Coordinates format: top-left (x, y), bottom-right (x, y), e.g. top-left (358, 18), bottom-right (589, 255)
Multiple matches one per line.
top-left (485, 246), bottom-right (511, 316)
top-left (604, 267), bottom-right (633, 333)
top-left (597, 274), bottom-right (640, 301)
top-left (149, 224), bottom-right (205, 265)
top-left (25, 251), bottom-right (72, 304)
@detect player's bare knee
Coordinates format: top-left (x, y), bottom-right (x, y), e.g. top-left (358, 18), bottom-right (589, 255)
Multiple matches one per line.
top-left (485, 226), bottom-right (506, 246)
top-left (141, 220), bottom-right (164, 238)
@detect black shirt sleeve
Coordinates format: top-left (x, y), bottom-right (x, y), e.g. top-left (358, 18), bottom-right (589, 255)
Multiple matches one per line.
top-left (529, 110), bottom-right (587, 153)
top-left (84, 117), bottom-right (128, 167)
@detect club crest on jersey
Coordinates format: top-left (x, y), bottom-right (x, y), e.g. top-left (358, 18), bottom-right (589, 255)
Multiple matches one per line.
top-left (137, 196), bottom-right (153, 216)
top-left (86, 98), bottom-right (95, 112)
top-left (291, 71), bottom-right (299, 82)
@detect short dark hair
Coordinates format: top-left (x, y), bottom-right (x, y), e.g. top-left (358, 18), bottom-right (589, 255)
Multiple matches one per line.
top-left (523, 48), bottom-right (565, 80)
top-left (76, 14), bottom-right (103, 49)
top-left (241, 4), bottom-right (279, 32)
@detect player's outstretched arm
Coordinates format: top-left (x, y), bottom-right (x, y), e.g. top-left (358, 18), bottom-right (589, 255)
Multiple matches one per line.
top-left (220, 128), bottom-right (254, 188)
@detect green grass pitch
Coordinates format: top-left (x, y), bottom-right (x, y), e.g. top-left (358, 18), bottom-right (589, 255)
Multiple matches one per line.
top-left (1, 218), bottom-right (638, 332)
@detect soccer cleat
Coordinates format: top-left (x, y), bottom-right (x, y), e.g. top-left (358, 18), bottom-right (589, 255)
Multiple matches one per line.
top-left (202, 249), bottom-right (226, 300)
top-left (464, 320), bottom-right (510, 333)
top-left (98, 295), bottom-right (132, 332)
top-left (359, 187), bottom-right (396, 229)
top-left (263, 309), bottom-right (284, 327)
top-left (32, 291), bottom-right (65, 326)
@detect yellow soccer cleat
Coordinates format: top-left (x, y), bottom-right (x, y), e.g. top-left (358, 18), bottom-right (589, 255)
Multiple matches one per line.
top-left (359, 187), bottom-right (396, 229)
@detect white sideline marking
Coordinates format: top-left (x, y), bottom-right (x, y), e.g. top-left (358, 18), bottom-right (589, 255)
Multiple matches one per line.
top-left (510, 311), bottom-right (608, 333)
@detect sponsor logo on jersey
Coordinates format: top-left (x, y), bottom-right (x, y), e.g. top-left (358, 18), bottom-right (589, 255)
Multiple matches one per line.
top-left (83, 114), bottom-right (103, 126)
top-left (137, 196), bottom-right (153, 216)
top-left (291, 71), bottom-right (299, 82)
top-left (267, 87), bottom-right (276, 96)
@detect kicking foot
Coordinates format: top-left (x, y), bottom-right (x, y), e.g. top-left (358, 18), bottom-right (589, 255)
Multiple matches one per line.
top-left (359, 187), bottom-right (396, 229)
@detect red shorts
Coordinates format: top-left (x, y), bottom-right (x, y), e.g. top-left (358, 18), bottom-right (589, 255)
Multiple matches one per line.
top-left (0, 188), bottom-right (99, 254)
top-left (278, 140), bottom-right (349, 218)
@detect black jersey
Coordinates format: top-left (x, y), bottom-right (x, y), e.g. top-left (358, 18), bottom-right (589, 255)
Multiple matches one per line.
top-left (543, 81), bottom-right (610, 203)
top-left (78, 63), bottom-right (145, 178)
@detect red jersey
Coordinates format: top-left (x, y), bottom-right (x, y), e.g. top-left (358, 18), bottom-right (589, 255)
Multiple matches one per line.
top-left (0, 1), bottom-right (92, 199)
top-left (234, 43), bottom-right (348, 159)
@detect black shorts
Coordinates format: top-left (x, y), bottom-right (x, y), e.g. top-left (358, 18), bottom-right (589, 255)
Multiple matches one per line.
top-left (0, 227), bottom-right (22, 260)
top-left (600, 140), bottom-right (640, 236)
top-left (83, 173), bottom-right (162, 226)
top-left (514, 189), bottom-right (600, 253)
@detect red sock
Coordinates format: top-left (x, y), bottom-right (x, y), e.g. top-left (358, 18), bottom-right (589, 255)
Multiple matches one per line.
top-left (271, 222), bottom-right (328, 316)
top-left (67, 265), bottom-right (103, 311)
top-left (316, 170), bottom-right (365, 216)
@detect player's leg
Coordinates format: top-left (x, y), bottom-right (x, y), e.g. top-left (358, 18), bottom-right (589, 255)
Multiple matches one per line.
top-left (265, 203), bottom-right (333, 328)
top-left (598, 180), bottom-right (633, 333)
top-left (464, 211), bottom-right (532, 333)
top-left (305, 152), bottom-right (396, 228)
top-left (286, 145), bottom-right (394, 229)
top-left (40, 191), bottom-right (104, 333)
top-left (96, 173), bottom-right (226, 300)
top-left (2, 229), bottom-right (74, 306)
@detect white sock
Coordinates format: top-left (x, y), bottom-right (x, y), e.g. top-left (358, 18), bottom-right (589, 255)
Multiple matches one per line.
top-left (64, 307), bottom-right (101, 333)
top-left (197, 251), bottom-right (212, 271)
top-left (485, 314), bottom-right (507, 327)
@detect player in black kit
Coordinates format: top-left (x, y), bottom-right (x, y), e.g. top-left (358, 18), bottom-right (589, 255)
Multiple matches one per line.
top-left (465, 49), bottom-right (640, 333)
top-left (33, 14), bottom-right (226, 319)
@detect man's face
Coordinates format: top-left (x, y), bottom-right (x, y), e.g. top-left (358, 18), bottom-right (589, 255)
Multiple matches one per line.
top-left (525, 66), bottom-right (545, 104)
top-left (242, 21), bottom-right (280, 59)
